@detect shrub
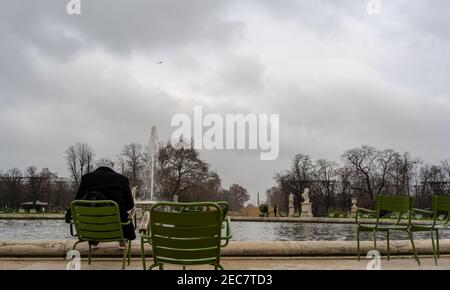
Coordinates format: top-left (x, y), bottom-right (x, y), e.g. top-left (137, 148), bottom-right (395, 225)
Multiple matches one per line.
top-left (327, 208), bottom-right (348, 218)
top-left (259, 204), bottom-right (269, 217)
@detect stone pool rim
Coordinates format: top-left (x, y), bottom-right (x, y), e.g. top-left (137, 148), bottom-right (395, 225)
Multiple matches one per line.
top-left (0, 239), bottom-right (448, 257)
top-left (0, 214), bottom-right (436, 226)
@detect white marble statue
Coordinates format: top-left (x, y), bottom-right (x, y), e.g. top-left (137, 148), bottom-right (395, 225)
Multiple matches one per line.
top-left (302, 188), bottom-right (310, 203)
top-left (288, 192), bottom-right (295, 217)
top-left (131, 186), bottom-right (138, 201)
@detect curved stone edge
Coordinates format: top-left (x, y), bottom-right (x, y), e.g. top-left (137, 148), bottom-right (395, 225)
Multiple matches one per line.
top-left (1, 215), bottom-right (434, 226)
top-left (0, 239), bottom-right (448, 257)
top-left (230, 216), bottom-right (433, 225)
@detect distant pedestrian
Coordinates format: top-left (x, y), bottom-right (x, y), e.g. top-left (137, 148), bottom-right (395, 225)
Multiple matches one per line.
top-left (273, 205), bottom-right (278, 217)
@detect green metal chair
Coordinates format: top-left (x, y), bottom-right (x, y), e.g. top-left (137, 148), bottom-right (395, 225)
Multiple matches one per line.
top-left (70, 200), bottom-right (135, 270)
top-left (356, 195), bottom-right (420, 265)
top-left (140, 201), bottom-right (227, 270)
top-left (411, 195), bottom-right (450, 265)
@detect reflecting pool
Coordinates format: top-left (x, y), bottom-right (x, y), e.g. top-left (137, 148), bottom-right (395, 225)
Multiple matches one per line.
top-left (1, 220), bottom-right (448, 241)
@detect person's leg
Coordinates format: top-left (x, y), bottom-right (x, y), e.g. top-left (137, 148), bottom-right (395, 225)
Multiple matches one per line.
top-left (122, 223), bottom-right (137, 240)
top-left (89, 241), bottom-right (100, 249)
top-left (119, 223), bottom-right (136, 249)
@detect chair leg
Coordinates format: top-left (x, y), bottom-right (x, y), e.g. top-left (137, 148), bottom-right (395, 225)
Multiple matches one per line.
top-left (149, 263), bottom-right (159, 270)
top-left (215, 264), bottom-right (224, 270)
top-left (357, 227), bottom-right (360, 261)
top-left (431, 230), bottom-right (438, 266)
top-left (122, 241), bottom-right (128, 270)
top-left (140, 239), bottom-right (147, 270)
top-left (373, 230), bottom-right (377, 250)
top-left (407, 230), bottom-right (420, 266)
top-left (387, 230), bottom-right (390, 261)
top-left (436, 230), bottom-right (440, 258)
top-left (88, 243), bottom-right (92, 265)
top-left (159, 264), bottom-right (164, 270)
top-left (127, 240), bottom-right (132, 266)
top-left (72, 241), bottom-right (82, 251)
top-left (183, 266), bottom-right (186, 270)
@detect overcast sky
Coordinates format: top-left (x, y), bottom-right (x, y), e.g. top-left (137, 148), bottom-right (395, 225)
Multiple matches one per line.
top-left (1, 0), bottom-right (449, 204)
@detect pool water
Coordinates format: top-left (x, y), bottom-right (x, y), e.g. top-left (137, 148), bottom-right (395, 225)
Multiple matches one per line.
top-left (0, 220), bottom-right (448, 241)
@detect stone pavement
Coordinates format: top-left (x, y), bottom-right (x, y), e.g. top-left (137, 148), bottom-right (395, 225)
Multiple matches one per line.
top-left (1, 256), bottom-right (449, 270)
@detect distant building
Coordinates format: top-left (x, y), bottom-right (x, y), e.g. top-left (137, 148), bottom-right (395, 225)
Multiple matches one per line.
top-left (20, 200), bottom-right (49, 213)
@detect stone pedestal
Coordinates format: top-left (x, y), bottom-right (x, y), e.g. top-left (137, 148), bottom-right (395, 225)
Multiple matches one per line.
top-left (300, 202), bottom-right (313, 218)
top-left (350, 197), bottom-right (358, 217)
top-left (288, 205), bottom-right (295, 217)
top-left (288, 193), bottom-right (295, 217)
top-left (350, 206), bottom-right (358, 217)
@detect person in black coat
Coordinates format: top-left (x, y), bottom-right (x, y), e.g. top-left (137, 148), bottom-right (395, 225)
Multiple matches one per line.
top-left (65, 162), bottom-right (136, 244)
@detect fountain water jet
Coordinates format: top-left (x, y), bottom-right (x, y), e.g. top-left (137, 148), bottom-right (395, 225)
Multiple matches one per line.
top-left (147, 126), bottom-right (159, 201)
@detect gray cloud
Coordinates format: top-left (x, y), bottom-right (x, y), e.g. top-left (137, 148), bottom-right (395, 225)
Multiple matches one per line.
top-left (1, 0), bottom-right (450, 204)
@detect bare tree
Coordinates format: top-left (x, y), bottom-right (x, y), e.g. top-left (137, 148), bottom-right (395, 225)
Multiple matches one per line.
top-left (229, 184), bottom-right (250, 209)
top-left (336, 165), bottom-right (353, 210)
top-left (375, 149), bottom-right (397, 196)
top-left (288, 154), bottom-right (314, 205)
top-left (65, 142), bottom-right (95, 187)
top-left (314, 159), bottom-right (338, 213)
top-left (389, 152), bottom-right (420, 196)
top-left (442, 160), bottom-right (450, 180)
top-left (2, 168), bottom-right (23, 208)
top-left (26, 166), bottom-right (44, 204)
top-left (266, 186), bottom-right (285, 210)
top-left (342, 145), bottom-right (379, 200)
top-left (342, 146), bottom-right (399, 200)
top-left (65, 145), bottom-right (79, 186)
top-left (77, 142), bottom-right (95, 176)
top-left (120, 143), bottom-right (145, 188)
top-left (157, 139), bottom-right (214, 199)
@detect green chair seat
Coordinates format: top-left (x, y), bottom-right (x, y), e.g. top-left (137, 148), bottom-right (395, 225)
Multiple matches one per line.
top-left (410, 224), bottom-right (435, 231)
top-left (358, 224), bottom-right (409, 231)
top-left (434, 224), bottom-right (450, 230)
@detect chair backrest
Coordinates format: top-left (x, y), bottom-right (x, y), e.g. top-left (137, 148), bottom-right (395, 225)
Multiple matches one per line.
top-left (433, 196), bottom-right (450, 224)
top-left (71, 200), bottom-right (124, 242)
top-left (150, 202), bottom-right (223, 266)
top-left (375, 195), bottom-right (412, 224)
top-left (376, 195), bottom-right (412, 213)
top-left (216, 201), bottom-right (229, 222)
top-left (434, 196), bottom-right (450, 213)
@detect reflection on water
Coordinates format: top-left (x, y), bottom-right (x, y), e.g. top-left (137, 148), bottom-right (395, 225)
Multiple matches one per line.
top-left (1, 220), bottom-right (449, 241)
top-left (0, 220), bottom-right (74, 240)
top-left (231, 222), bottom-right (450, 241)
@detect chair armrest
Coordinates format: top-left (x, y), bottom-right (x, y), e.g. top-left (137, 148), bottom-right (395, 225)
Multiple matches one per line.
top-left (355, 207), bottom-right (377, 226)
top-left (128, 208), bottom-right (136, 221)
top-left (139, 211), bottom-right (150, 234)
top-left (356, 207), bottom-right (376, 214)
top-left (412, 208), bottom-right (433, 215)
top-left (121, 208), bottom-right (137, 227)
top-left (69, 222), bottom-right (77, 237)
top-left (221, 216), bottom-right (232, 247)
